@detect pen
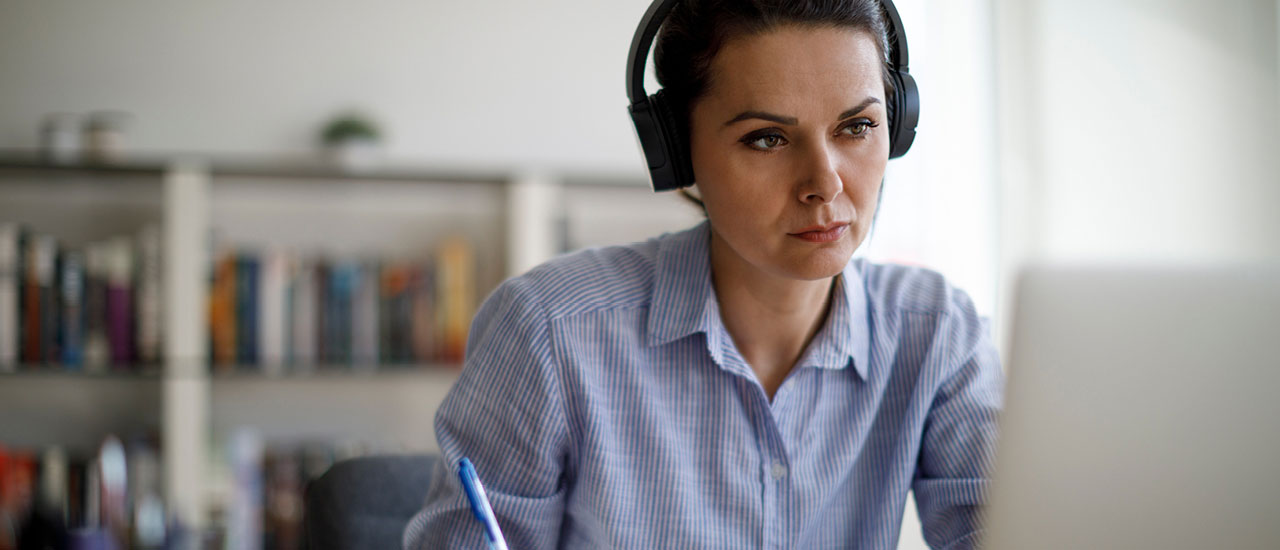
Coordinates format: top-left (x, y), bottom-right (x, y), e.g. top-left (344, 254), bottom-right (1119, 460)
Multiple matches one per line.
top-left (457, 457), bottom-right (510, 550)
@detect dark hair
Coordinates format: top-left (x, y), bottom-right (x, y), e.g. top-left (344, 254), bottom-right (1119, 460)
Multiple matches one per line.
top-left (652, 0), bottom-right (897, 210)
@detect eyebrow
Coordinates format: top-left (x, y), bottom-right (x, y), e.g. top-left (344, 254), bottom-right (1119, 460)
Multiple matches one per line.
top-left (723, 97), bottom-right (883, 127)
top-left (836, 97), bottom-right (882, 121)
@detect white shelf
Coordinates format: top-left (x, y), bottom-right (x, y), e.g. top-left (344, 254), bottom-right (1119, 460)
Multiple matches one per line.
top-left (0, 371), bottom-right (161, 453)
top-left (0, 172), bottom-right (163, 247)
top-left (0, 153), bottom-right (697, 529)
top-left (209, 367), bottom-right (460, 452)
top-left (0, 156), bottom-right (542, 529)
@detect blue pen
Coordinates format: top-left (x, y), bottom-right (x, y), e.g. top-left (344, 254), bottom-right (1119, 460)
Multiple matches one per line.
top-left (457, 458), bottom-right (510, 550)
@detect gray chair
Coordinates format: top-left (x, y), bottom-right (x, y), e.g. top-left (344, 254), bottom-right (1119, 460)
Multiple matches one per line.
top-left (305, 454), bottom-right (438, 550)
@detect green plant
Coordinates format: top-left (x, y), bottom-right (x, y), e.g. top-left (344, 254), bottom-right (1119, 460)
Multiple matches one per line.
top-left (320, 114), bottom-right (380, 145)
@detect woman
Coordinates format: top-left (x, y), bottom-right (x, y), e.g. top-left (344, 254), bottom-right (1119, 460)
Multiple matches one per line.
top-left (405, 0), bottom-right (1002, 548)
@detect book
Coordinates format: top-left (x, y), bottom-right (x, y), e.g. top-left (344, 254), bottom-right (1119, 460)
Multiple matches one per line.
top-left (0, 224), bottom-right (19, 371)
top-left (59, 250), bottom-right (86, 368)
top-left (37, 447), bottom-right (69, 529)
top-left (262, 450), bottom-right (299, 550)
top-left (22, 233), bottom-right (59, 366)
top-left (235, 254), bottom-right (260, 367)
top-left (1, 439), bottom-right (177, 547)
top-left (314, 260), bottom-right (329, 366)
top-left (288, 256), bottom-right (316, 371)
top-left (352, 260), bottom-right (379, 367)
top-left (259, 250), bottom-right (288, 375)
top-left (209, 251), bottom-right (238, 370)
top-left (104, 238), bottom-right (134, 369)
top-left (410, 262), bottom-right (436, 364)
top-left (436, 237), bottom-right (475, 365)
top-left (325, 260), bottom-right (357, 365)
top-left (226, 430), bottom-right (264, 550)
top-left (0, 448), bottom-right (38, 547)
top-left (205, 237), bottom-right (480, 372)
top-left (126, 437), bottom-right (165, 548)
top-left (135, 225), bottom-right (162, 367)
top-left (378, 263), bottom-right (412, 364)
top-left (82, 242), bottom-right (109, 372)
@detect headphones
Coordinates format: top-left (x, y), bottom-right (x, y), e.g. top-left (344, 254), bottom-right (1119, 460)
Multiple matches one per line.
top-left (626, 0), bottom-right (920, 192)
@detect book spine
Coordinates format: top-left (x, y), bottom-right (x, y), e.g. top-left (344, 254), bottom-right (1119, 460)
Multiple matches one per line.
top-left (210, 251), bottom-right (237, 370)
top-left (41, 237), bottom-right (61, 366)
top-left (395, 266), bottom-right (414, 364)
top-left (236, 254), bottom-right (260, 367)
top-left (83, 242), bottom-right (110, 372)
top-left (289, 257), bottom-right (316, 371)
top-left (314, 261), bottom-right (329, 366)
top-left (226, 430), bottom-right (264, 550)
top-left (22, 232), bottom-right (41, 365)
top-left (378, 264), bottom-right (404, 365)
top-left (259, 250), bottom-right (287, 375)
top-left (282, 256), bottom-right (295, 368)
top-left (20, 233), bottom-right (61, 367)
top-left (38, 446), bottom-right (69, 528)
top-left (104, 238), bottom-right (135, 369)
top-left (329, 261), bottom-right (355, 366)
top-left (436, 238), bottom-right (475, 365)
top-left (410, 262), bottom-right (435, 364)
top-left (60, 249), bottom-right (86, 369)
top-left (0, 224), bottom-right (18, 371)
top-left (262, 446), bottom-right (303, 550)
top-left (135, 225), bottom-right (162, 366)
top-left (352, 260), bottom-right (379, 368)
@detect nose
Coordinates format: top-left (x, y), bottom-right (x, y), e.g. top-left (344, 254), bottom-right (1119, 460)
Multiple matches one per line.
top-left (797, 142), bottom-right (843, 205)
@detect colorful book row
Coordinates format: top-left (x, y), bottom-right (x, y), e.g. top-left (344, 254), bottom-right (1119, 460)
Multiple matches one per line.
top-left (0, 224), bottom-right (162, 373)
top-left (0, 436), bottom-right (166, 549)
top-left (0, 435), bottom-right (366, 550)
top-left (207, 236), bottom-right (476, 372)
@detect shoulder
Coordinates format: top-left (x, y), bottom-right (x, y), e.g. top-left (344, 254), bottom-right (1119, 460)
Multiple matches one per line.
top-left (856, 258), bottom-right (984, 338)
top-left (855, 260), bottom-right (1000, 384)
top-left (488, 234), bottom-right (666, 322)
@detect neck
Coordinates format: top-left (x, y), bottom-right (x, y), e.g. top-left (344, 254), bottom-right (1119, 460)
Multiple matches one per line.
top-left (709, 229), bottom-right (836, 399)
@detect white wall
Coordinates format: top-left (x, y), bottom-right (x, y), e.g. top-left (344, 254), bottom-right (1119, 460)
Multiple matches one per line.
top-left (861, 0), bottom-right (1001, 321)
top-left (997, 0), bottom-right (1280, 267)
top-left (0, 0), bottom-right (654, 173)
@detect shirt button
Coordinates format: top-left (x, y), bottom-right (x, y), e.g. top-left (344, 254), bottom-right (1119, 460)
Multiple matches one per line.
top-left (770, 462), bottom-right (787, 480)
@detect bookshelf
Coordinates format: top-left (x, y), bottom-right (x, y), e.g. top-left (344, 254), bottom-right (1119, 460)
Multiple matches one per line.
top-left (0, 151), bottom-right (698, 540)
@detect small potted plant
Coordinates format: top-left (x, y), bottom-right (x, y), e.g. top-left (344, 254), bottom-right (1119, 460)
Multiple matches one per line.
top-left (320, 112), bottom-right (383, 171)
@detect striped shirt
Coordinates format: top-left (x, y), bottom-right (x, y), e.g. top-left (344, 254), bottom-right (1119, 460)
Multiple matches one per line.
top-left (404, 221), bottom-right (1003, 549)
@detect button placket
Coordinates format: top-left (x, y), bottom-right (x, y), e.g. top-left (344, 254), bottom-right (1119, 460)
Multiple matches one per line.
top-left (770, 461), bottom-right (788, 480)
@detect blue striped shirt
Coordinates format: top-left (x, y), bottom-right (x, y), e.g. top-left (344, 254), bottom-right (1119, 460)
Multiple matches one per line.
top-left (404, 221), bottom-right (1003, 549)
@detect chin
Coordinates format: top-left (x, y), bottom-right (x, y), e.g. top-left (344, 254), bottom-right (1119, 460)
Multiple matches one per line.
top-left (772, 247), bottom-right (853, 281)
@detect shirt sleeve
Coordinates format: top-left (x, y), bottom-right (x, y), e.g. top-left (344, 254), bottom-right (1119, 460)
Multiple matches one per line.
top-left (403, 277), bottom-right (571, 550)
top-left (912, 291), bottom-right (1005, 550)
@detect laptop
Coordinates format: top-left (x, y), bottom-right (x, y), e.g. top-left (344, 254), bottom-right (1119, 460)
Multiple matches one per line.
top-left (982, 265), bottom-right (1280, 550)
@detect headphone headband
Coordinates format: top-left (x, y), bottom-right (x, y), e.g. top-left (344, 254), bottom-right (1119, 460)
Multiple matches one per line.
top-left (626, 0), bottom-right (679, 104)
top-left (878, 0), bottom-right (910, 70)
top-left (627, 0), bottom-right (919, 191)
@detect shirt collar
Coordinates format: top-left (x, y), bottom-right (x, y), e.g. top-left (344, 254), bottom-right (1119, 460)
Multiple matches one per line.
top-left (795, 260), bottom-right (871, 380)
top-left (647, 221), bottom-right (719, 348)
top-left (646, 222), bottom-right (871, 381)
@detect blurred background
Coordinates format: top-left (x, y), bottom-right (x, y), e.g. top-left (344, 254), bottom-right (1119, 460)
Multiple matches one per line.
top-left (0, 0), bottom-right (1275, 548)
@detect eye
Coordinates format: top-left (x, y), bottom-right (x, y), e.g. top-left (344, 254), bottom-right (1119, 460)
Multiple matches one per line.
top-left (839, 119), bottom-right (879, 138)
top-left (741, 132), bottom-right (788, 151)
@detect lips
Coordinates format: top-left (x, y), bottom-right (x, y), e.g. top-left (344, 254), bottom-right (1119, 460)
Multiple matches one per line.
top-left (788, 223), bottom-right (849, 243)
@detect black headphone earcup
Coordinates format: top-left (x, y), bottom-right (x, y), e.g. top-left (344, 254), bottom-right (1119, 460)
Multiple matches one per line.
top-left (628, 91), bottom-right (695, 191)
top-left (649, 90), bottom-right (695, 189)
top-left (888, 69), bottom-right (919, 159)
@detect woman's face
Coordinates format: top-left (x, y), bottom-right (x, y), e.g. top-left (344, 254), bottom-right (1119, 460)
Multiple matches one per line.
top-left (689, 25), bottom-right (890, 282)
